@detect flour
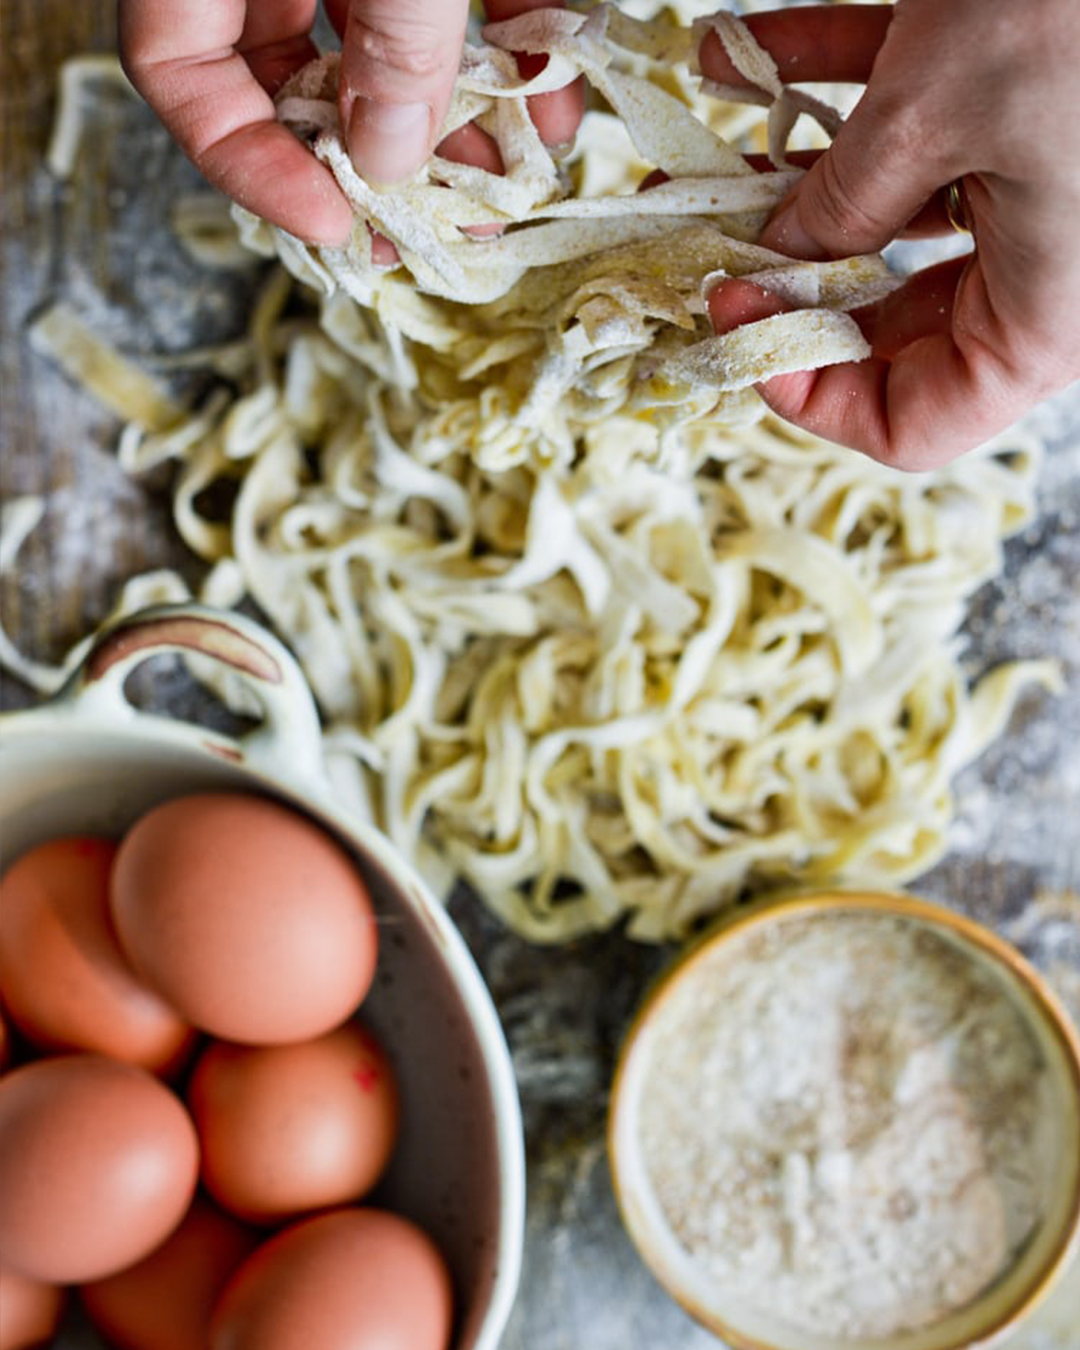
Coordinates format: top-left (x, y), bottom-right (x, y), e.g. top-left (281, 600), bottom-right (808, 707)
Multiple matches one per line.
top-left (637, 911), bottom-right (1052, 1340)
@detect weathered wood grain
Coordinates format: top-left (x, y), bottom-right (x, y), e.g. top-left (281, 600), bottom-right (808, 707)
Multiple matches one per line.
top-left (2, 5), bottom-right (1077, 1347)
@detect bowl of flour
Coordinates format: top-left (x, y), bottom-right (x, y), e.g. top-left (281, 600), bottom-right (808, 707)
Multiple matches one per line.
top-left (609, 891), bottom-right (1080, 1350)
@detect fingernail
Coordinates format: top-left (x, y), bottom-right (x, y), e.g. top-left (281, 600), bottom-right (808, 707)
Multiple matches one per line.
top-left (761, 201), bottom-right (828, 261)
top-left (346, 98), bottom-right (431, 184)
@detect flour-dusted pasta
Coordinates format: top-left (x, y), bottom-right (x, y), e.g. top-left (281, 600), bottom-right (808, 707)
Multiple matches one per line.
top-left (21, 264), bottom-right (1057, 940)
top-left (11, 7), bottom-right (1061, 941)
top-left (235, 6), bottom-right (889, 410)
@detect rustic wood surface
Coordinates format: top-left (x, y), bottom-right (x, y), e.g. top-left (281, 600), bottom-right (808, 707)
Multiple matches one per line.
top-left (2, 3), bottom-right (1078, 1346)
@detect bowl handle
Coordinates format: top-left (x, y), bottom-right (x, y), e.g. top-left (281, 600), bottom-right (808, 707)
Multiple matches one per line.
top-left (55, 603), bottom-right (329, 787)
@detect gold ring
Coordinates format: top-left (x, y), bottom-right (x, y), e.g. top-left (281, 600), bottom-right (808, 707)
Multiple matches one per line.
top-left (945, 178), bottom-right (972, 234)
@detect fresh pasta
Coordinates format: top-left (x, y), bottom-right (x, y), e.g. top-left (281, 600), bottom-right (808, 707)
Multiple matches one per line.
top-left (236, 4), bottom-right (895, 424)
top-left (24, 270), bottom-right (1056, 941)
top-left (11, 5), bottom-right (1061, 942)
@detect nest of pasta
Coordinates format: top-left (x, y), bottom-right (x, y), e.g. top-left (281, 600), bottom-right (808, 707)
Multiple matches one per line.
top-left (236, 4), bottom-right (897, 444)
top-left (17, 5), bottom-right (1059, 941)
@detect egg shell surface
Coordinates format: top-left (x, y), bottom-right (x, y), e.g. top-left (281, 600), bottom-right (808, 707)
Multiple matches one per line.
top-left (0, 1055), bottom-right (199, 1283)
top-left (0, 837), bottom-right (194, 1072)
top-left (187, 1021), bottom-right (398, 1223)
top-left (209, 1208), bottom-right (454, 1350)
top-left (0, 1263), bottom-right (66, 1350)
top-left (80, 1194), bottom-right (259, 1350)
top-left (111, 793), bottom-right (378, 1044)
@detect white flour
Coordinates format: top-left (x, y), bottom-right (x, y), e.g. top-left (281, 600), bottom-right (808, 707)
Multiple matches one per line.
top-left (638, 911), bottom-right (1052, 1340)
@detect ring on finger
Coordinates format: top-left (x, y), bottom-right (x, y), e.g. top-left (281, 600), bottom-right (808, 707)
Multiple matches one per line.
top-left (944, 178), bottom-right (973, 235)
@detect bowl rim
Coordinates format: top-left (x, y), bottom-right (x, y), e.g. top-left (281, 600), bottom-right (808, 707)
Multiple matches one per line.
top-left (608, 887), bottom-right (1080, 1350)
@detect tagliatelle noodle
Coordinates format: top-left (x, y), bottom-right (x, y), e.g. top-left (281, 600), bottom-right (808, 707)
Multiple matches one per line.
top-left (28, 304), bottom-right (184, 433)
top-left (45, 54), bottom-right (136, 180)
top-left (9, 7), bottom-right (1062, 941)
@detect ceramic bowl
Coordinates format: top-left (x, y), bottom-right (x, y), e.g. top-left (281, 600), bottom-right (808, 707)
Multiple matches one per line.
top-left (0, 602), bottom-right (525, 1350)
top-left (609, 890), bottom-right (1080, 1350)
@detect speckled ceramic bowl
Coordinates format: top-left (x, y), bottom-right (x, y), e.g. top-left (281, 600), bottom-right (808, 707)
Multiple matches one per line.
top-left (609, 891), bottom-right (1080, 1350)
top-left (0, 603), bottom-right (525, 1350)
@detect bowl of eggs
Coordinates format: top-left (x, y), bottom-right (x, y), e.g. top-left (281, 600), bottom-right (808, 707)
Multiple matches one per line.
top-left (0, 602), bottom-right (525, 1350)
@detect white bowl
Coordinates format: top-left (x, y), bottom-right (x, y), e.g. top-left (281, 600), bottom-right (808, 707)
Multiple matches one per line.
top-left (0, 602), bottom-right (525, 1350)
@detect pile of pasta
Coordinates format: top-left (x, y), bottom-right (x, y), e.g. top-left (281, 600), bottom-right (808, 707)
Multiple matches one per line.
top-left (238, 3), bottom-right (893, 429)
top-left (14, 4), bottom-right (1059, 941)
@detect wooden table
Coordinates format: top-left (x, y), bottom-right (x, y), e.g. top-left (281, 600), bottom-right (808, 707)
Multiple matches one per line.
top-left (3, 4), bottom-right (1078, 1346)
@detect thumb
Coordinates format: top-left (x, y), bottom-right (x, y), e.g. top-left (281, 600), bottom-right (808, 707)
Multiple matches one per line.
top-left (338, 0), bottom-right (470, 184)
top-left (761, 94), bottom-right (947, 260)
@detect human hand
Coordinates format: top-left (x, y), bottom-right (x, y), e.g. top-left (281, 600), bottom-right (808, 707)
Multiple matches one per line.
top-left (703, 1), bottom-right (1080, 469)
top-left (117, 0), bottom-right (584, 247)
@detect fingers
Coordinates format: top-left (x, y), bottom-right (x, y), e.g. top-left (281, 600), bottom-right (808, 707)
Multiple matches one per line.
top-left (368, 118), bottom-right (508, 266)
top-left (699, 4), bottom-right (952, 260)
top-left (327, 0), bottom-right (583, 188)
top-left (699, 0), bottom-right (999, 468)
top-left (758, 110), bottom-right (947, 262)
top-left (236, 0), bottom-right (319, 93)
top-left (335, 0), bottom-right (471, 184)
top-left (709, 279), bottom-right (892, 457)
top-left (327, 4), bottom-right (524, 263)
top-left (699, 5), bottom-right (894, 88)
top-left (118, 0), bottom-right (353, 244)
top-left (850, 257), bottom-right (968, 360)
top-left (708, 278), bottom-right (791, 333)
top-left (436, 122), bottom-right (505, 177)
top-left (744, 151), bottom-right (973, 239)
top-left (483, 0), bottom-right (586, 147)
top-left (435, 123), bottom-right (507, 238)
top-left (705, 0), bottom-right (1080, 467)
top-left (513, 51), bottom-right (588, 147)
top-left (197, 121), bottom-right (355, 245)
top-left (707, 268), bottom-right (1025, 470)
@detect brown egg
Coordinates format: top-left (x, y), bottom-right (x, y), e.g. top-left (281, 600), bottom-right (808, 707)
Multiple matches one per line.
top-left (111, 793), bottom-right (378, 1044)
top-left (209, 1209), bottom-right (454, 1350)
top-left (0, 1263), bottom-right (66, 1350)
top-left (187, 1021), bottom-right (398, 1224)
top-left (0, 836), bottom-right (194, 1073)
top-left (0, 1012), bottom-right (10, 1073)
top-left (0, 1055), bottom-right (199, 1283)
top-left (80, 1195), bottom-right (259, 1350)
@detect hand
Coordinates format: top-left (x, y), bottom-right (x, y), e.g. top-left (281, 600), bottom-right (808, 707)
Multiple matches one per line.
top-left (703, 1), bottom-right (1080, 469)
top-left (118, 0), bottom-right (584, 247)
